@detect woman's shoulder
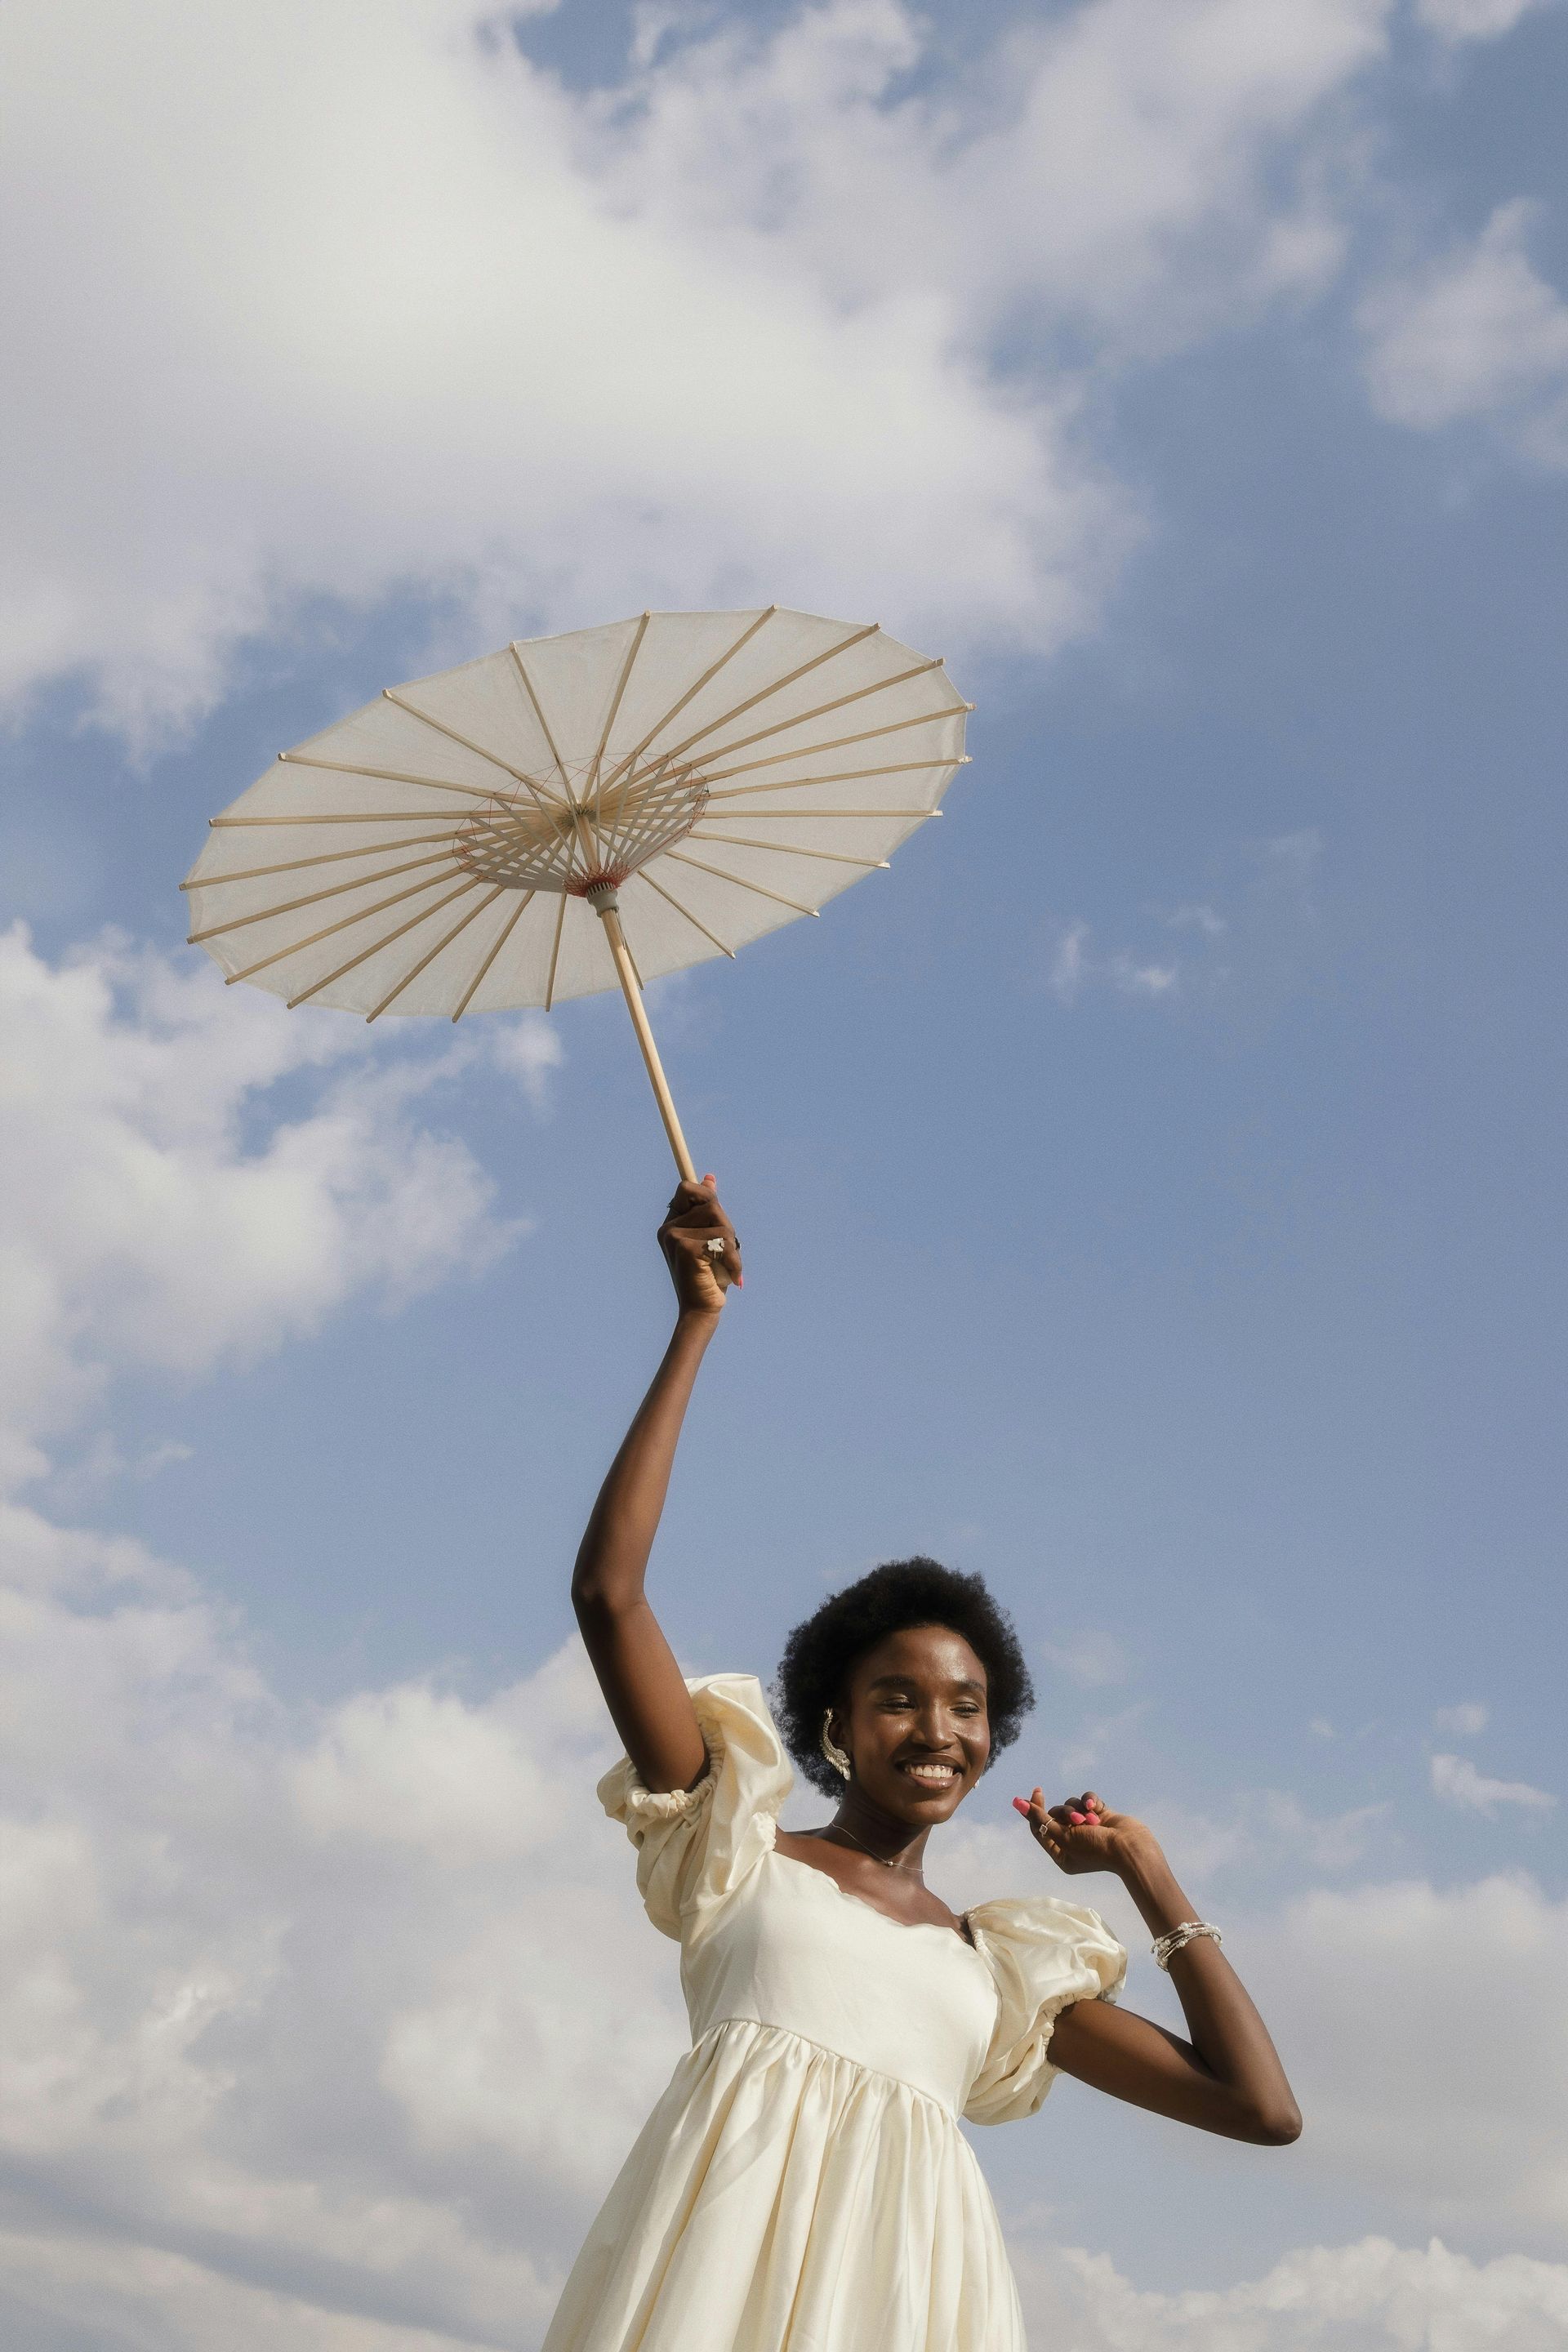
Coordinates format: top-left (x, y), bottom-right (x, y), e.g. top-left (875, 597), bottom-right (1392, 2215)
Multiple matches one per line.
top-left (599, 1671), bottom-right (791, 1833)
top-left (966, 1892), bottom-right (1127, 1996)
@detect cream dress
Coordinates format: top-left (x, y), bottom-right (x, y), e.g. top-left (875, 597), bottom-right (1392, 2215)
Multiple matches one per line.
top-left (542, 1676), bottom-right (1125, 2352)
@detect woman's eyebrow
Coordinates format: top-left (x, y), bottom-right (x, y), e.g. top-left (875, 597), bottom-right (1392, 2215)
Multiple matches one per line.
top-left (864, 1673), bottom-right (987, 1695)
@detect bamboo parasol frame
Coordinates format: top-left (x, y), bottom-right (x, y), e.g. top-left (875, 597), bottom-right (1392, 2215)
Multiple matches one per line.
top-left (182, 608), bottom-right (972, 1179)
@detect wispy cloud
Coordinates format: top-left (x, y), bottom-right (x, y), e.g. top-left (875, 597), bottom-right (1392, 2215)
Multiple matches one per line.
top-left (1431, 1752), bottom-right (1557, 1814)
top-left (1048, 921), bottom-right (1178, 1005)
top-left (0, 923), bottom-right (522, 1490)
top-left (1361, 200), bottom-right (1568, 470)
top-left (1433, 1700), bottom-right (1489, 1736)
top-left (1166, 902), bottom-right (1227, 938)
top-left (1414, 0), bottom-right (1561, 43)
top-left (1014, 2230), bottom-right (1568, 2350)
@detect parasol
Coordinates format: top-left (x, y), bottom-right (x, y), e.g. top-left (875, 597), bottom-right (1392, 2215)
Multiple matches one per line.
top-left (181, 607), bottom-right (970, 1178)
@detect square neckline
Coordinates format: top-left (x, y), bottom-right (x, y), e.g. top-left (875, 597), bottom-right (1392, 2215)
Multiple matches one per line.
top-left (768, 1844), bottom-right (983, 1955)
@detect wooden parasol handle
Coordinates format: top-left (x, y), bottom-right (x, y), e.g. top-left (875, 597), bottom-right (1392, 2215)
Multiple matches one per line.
top-left (591, 896), bottom-right (697, 1182)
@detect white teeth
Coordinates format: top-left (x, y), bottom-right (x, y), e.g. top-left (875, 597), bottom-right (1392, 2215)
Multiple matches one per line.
top-left (905, 1765), bottom-right (958, 1782)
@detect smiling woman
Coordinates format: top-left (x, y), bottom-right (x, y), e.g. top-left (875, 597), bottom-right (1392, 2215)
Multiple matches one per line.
top-left (552, 1181), bottom-right (1301, 2352)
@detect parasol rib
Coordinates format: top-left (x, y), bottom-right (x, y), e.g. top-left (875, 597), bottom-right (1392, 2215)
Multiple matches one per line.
top-left (509, 644), bottom-right (571, 791)
top-left (689, 832), bottom-right (888, 869)
top-left (287, 877), bottom-right (482, 1009)
top-left (452, 889), bottom-right (535, 1021)
top-left (697, 755), bottom-right (964, 791)
top-left (595, 607), bottom-right (777, 798)
top-left (225, 866), bottom-right (462, 985)
top-left (589, 612), bottom-right (651, 817)
top-left (382, 688), bottom-right (568, 808)
top-left (280, 753), bottom-right (526, 808)
top-left (366, 884), bottom-right (506, 1022)
top-left (187, 849), bottom-right (461, 943)
top-left (633, 867), bottom-right (737, 958)
top-left (211, 811), bottom-right (479, 826)
top-left (675, 704), bottom-right (963, 780)
top-left (180, 832), bottom-right (456, 889)
top-left (543, 886), bottom-right (570, 1013)
top-left (698, 804), bottom-right (939, 817)
top-left (665, 849), bottom-right (818, 918)
top-left (599, 760), bottom-right (703, 871)
top-left (672, 657), bottom-right (943, 771)
top-left (657, 621), bottom-right (880, 766)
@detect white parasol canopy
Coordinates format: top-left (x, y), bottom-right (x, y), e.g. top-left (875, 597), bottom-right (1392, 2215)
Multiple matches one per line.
top-left (182, 607), bottom-right (970, 1175)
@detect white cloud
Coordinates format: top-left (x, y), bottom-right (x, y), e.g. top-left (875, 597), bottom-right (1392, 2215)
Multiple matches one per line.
top-left (0, 0), bottom-right (1411, 738)
top-left (1256, 1872), bottom-right (1568, 2238)
top-left (1414, 0), bottom-right (1561, 42)
top-left (488, 1013), bottom-right (564, 1108)
top-left (1048, 920), bottom-right (1179, 1004)
top-left (1167, 902), bottom-right (1227, 937)
top-left (0, 1514), bottom-right (685, 2348)
top-left (1120, 1789), bottom-right (1393, 1885)
top-left (1361, 201), bottom-right (1568, 467)
top-left (1434, 1700), bottom-right (1489, 1736)
top-left (0, 923), bottom-right (522, 1490)
top-left (1013, 2233), bottom-right (1568, 2350)
top-left (1431, 1753), bottom-right (1557, 1815)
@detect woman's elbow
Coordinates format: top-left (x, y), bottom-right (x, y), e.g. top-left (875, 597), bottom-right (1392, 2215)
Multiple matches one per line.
top-left (1246, 2099), bottom-right (1303, 2147)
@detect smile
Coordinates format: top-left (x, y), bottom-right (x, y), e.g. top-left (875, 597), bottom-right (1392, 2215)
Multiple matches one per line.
top-left (899, 1762), bottom-right (962, 1785)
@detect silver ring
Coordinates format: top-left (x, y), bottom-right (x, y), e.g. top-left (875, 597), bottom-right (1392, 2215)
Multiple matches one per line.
top-left (705, 1237), bottom-right (725, 1257)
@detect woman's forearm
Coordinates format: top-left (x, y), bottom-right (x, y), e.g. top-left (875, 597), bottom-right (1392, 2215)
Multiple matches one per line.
top-left (569, 1307), bottom-right (719, 1793)
top-left (572, 1307), bottom-right (719, 1615)
top-left (569, 1178), bottom-right (740, 1792)
top-left (1113, 1840), bottom-right (1300, 2140)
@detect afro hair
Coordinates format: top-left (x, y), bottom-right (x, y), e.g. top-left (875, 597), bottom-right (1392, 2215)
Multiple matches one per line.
top-left (773, 1557), bottom-right (1035, 1797)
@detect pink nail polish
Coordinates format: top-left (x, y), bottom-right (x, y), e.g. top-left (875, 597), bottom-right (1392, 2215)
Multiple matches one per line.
top-left (734, 1275), bottom-right (744, 1289)
top-left (1069, 1810), bottom-right (1086, 1824)
top-left (1012, 1797), bottom-right (1031, 1816)
top-left (702, 1173), bottom-right (716, 1185)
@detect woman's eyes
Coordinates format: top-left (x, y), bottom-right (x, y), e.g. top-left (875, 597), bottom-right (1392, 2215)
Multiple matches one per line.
top-left (875, 1695), bottom-right (985, 1717)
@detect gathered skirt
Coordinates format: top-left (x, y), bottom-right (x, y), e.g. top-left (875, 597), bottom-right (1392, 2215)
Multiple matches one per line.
top-left (541, 2017), bottom-right (1025, 2352)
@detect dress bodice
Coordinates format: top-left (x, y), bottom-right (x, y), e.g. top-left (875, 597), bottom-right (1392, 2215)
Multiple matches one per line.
top-left (682, 1845), bottom-right (1000, 2116)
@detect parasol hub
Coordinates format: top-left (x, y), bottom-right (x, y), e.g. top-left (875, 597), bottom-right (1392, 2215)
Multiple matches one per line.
top-left (452, 760), bottom-right (709, 897)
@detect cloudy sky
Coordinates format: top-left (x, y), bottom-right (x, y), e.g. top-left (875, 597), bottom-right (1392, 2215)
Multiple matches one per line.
top-left (2, 2), bottom-right (1566, 2345)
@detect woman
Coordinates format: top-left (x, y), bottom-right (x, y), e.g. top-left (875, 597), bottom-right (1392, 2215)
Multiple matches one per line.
top-left (544, 1179), bottom-right (1299, 2352)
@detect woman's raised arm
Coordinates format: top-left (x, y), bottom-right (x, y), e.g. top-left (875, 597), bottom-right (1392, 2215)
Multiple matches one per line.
top-left (571, 1177), bottom-right (742, 1793)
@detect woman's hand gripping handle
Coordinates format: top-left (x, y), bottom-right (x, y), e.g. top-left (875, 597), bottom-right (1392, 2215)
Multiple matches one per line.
top-left (660, 1174), bottom-right (743, 1315)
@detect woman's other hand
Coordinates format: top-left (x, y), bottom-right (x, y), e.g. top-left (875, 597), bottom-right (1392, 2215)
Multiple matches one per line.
top-left (659, 1175), bottom-right (742, 1316)
top-left (1012, 1788), bottom-right (1160, 1880)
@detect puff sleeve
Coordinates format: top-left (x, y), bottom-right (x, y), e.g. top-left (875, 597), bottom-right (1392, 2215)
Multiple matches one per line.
top-left (596, 1673), bottom-right (794, 1940)
top-left (962, 1895), bottom-right (1127, 2125)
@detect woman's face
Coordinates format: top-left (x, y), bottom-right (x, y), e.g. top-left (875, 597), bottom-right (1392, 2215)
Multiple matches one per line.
top-left (831, 1623), bottom-right (991, 1824)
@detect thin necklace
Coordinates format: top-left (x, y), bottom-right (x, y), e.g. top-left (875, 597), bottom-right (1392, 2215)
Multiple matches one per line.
top-left (825, 1821), bottom-right (925, 1878)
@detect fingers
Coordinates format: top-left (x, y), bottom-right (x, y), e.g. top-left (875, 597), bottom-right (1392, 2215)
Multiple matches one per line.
top-left (1012, 1784), bottom-right (1113, 1872)
top-left (659, 1174), bottom-right (743, 1302)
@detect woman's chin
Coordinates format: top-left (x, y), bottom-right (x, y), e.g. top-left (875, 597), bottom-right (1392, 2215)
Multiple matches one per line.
top-left (872, 1778), bottom-right (970, 1824)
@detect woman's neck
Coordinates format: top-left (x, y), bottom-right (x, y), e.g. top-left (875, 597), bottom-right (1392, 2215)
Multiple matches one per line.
top-left (824, 1788), bottom-right (934, 1872)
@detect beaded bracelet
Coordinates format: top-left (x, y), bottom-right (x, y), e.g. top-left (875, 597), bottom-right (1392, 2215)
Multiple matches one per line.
top-left (1152, 1920), bottom-right (1223, 1971)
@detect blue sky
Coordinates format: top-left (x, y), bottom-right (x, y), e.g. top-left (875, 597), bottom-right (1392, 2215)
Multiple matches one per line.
top-left (2, 4), bottom-right (1566, 2347)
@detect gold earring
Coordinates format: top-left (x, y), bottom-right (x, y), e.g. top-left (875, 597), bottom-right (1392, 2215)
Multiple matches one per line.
top-left (820, 1709), bottom-right (852, 1781)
